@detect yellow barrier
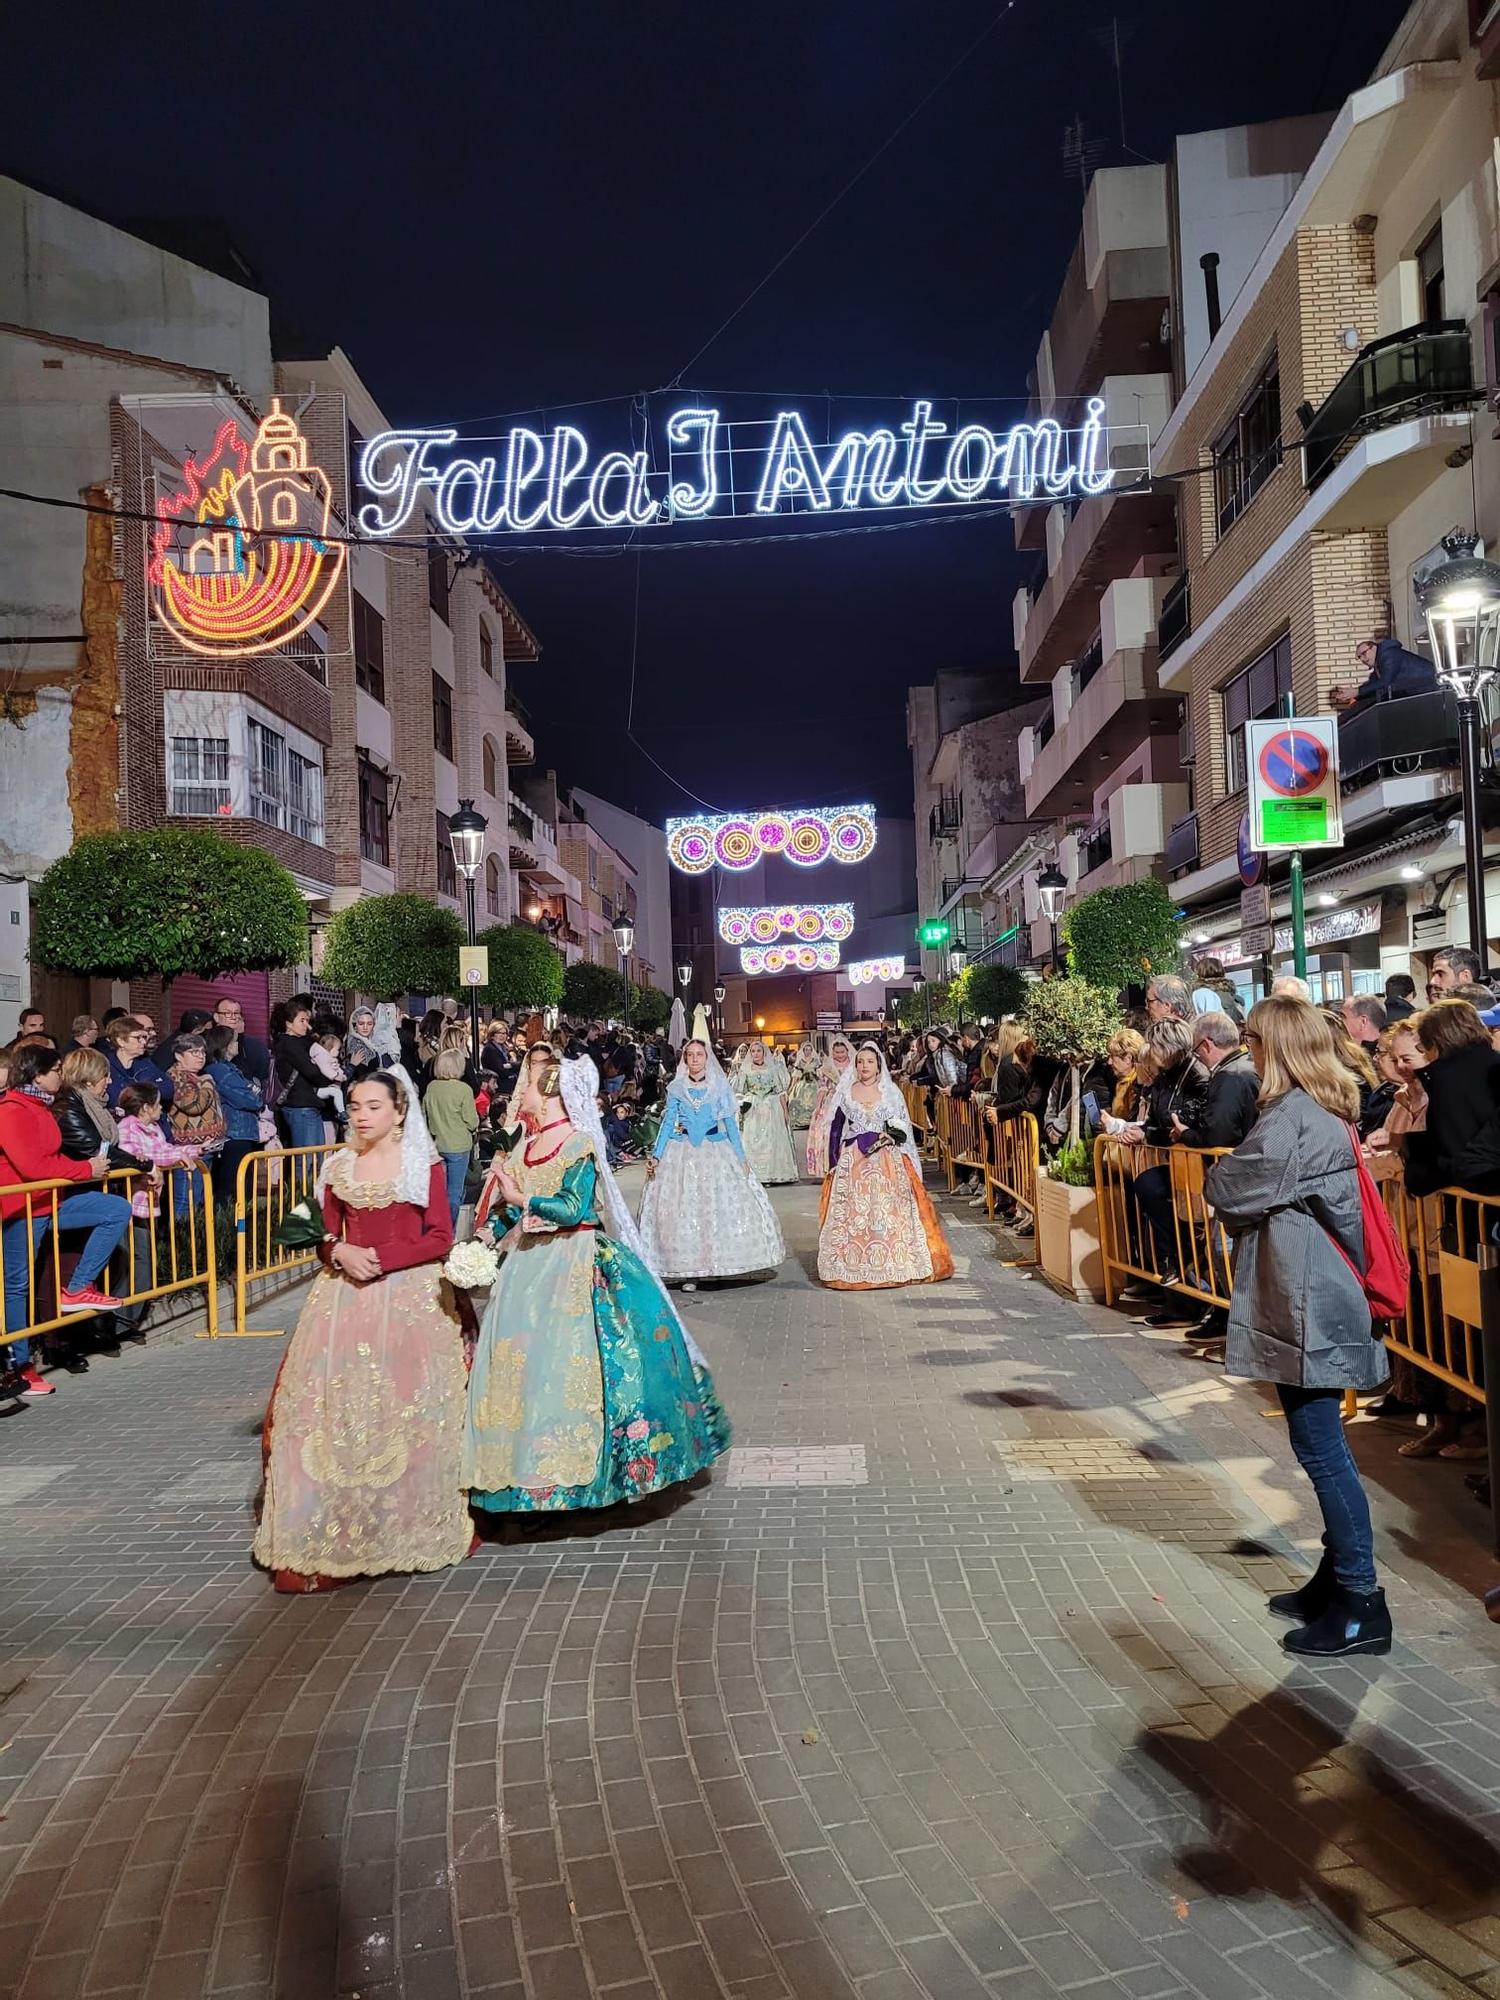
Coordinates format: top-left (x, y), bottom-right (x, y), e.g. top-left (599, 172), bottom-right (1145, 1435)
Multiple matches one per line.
top-left (1, 1162), bottom-right (218, 1351)
top-left (984, 1111), bottom-right (1040, 1230)
top-left (901, 1081), bottom-right (935, 1157)
top-left (934, 1094), bottom-right (987, 1193)
top-left (1093, 1138), bottom-right (1233, 1310)
top-left (221, 1142), bottom-right (337, 1338)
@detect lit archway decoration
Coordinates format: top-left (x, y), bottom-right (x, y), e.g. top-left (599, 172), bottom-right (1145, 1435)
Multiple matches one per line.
top-left (849, 958), bottom-right (906, 985)
top-left (718, 903), bottom-right (853, 946)
top-left (668, 806), bottom-right (876, 874)
top-left (741, 943), bottom-right (841, 974)
top-left (148, 401), bottom-right (346, 658)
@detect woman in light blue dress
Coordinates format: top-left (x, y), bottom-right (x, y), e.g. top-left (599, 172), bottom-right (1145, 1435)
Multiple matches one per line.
top-left (464, 1051), bottom-right (729, 1515)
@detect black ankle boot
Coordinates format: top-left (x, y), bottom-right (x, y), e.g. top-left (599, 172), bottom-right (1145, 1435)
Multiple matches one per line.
top-left (1268, 1550), bottom-right (1335, 1623)
top-left (1281, 1586), bottom-right (1392, 1658)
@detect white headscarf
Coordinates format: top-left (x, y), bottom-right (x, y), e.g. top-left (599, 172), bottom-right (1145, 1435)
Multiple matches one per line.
top-left (822, 1033), bottom-right (855, 1084)
top-left (668, 997), bottom-right (687, 1051)
top-left (319, 1062), bottom-right (438, 1207)
top-left (666, 1005), bottom-right (736, 1125)
top-left (832, 1041), bottom-right (922, 1173)
top-left (371, 1002), bottom-right (403, 1064)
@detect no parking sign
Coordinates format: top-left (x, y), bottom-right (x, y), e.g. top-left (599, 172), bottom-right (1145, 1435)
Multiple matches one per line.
top-left (1245, 716), bottom-right (1343, 852)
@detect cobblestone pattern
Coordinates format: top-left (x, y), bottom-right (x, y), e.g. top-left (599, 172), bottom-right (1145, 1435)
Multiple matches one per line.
top-left (3, 1178), bottom-right (1500, 1999)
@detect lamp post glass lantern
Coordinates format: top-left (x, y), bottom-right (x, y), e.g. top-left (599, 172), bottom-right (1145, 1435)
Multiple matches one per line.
top-left (1037, 862), bottom-right (1068, 975)
top-left (713, 980), bottom-right (726, 1039)
top-left (448, 799), bottom-right (489, 1059)
top-left (1419, 532), bottom-right (1500, 976)
top-left (611, 914), bottom-right (636, 1031)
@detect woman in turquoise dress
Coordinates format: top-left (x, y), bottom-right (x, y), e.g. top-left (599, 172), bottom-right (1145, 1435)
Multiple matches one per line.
top-left (464, 1051), bottom-right (730, 1515)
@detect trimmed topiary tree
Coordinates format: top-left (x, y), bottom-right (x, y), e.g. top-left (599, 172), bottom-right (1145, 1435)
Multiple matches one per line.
top-left (631, 986), bottom-right (672, 1034)
top-left (474, 923), bottom-right (563, 1013)
top-left (1064, 879), bottom-right (1183, 995)
top-left (321, 893), bottom-right (465, 999)
top-left (562, 959), bottom-right (628, 1021)
top-left (31, 828), bottom-right (308, 979)
top-left (1021, 976), bottom-right (1121, 1146)
top-left (962, 962), bottom-right (1028, 1022)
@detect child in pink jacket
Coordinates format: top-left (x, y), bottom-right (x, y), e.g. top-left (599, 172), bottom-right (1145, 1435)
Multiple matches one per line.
top-left (116, 1083), bottom-right (202, 1218)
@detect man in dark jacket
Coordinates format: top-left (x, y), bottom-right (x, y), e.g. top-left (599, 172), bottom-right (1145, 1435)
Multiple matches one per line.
top-left (211, 996), bottom-right (270, 1085)
top-left (1330, 635), bottom-right (1437, 711)
top-left (1174, 1013), bottom-right (1259, 1151)
top-left (1383, 974), bottom-right (1417, 1023)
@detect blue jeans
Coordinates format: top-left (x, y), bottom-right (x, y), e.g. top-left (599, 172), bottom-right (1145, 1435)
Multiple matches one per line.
top-left (440, 1151), bottom-right (469, 1223)
top-left (1126, 1165), bottom-right (1176, 1272)
top-left (1278, 1385), bottom-right (1378, 1593)
top-left (2, 1216), bottom-right (48, 1368)
top-left (281, 1106), bottom-right (326, 1152)
top-left (54, 1190), bottom-right (132, 1290)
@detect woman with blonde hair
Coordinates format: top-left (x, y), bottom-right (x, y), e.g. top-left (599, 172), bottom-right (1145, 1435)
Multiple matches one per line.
top-left (1105, 1027), bottom-right (1147, 1121)
top-left (1204, 996), bottom-right (1390, 1656)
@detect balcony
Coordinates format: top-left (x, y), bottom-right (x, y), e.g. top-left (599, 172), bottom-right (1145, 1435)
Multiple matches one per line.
top-left (1077, 821), bottom-right (1113, 879)
top-left (504, 687), bottom-right (535, 765)
top-left (1303, 322), bottom-right (1479, 493)
top-left (1336, 689), bottom-right (1460, 792)
top-left (1159, 572), bottom-right (1190, 663)
top-left (1018, 482), bottom-right (1176, 684)
top-left (927, 795), bottom-right (962, 842)
top-left (1166, 811), bottom-right (1199, 878)
top-left (1024, 579), bottom-right (1178, 818)
top-left (507, 791), bottom-right (539, 866)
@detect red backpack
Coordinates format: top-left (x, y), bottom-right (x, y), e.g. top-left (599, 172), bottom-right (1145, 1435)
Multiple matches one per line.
top-left (1326, 1125), bottom-right (1410, 1322)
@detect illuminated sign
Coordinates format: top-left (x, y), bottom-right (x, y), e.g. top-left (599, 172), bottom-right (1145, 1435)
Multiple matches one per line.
top-left (719, 904), bottom-right (853, 946)
top-left (356, 398), bottom-right (1142, 538)
top-left (668, 806), bottom-right (876, 874)
top-left (148, 401), bottom-right (345, 658)
top-left (742, 944), bottom-right (841, 975)
top-left (849, 958), bottom-right (906, 986)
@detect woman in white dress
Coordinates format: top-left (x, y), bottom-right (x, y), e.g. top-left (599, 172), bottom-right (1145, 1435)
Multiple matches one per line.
top-left (787, 1042), bottom-right (823, 1129)
top-left (818, 1043), bottom-right (954, 1290)
top-left (806, 1035), bottom-right (854, 1180)
top-left (734, 1042), bottom-right (799, 1185)
top-left (639, 1015), bottom-right (784, 1287)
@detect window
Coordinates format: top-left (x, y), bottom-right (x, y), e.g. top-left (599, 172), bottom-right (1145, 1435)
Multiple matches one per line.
top-left (287, 751), bottom-right (323, 844)
top-left (485, 854), bottom-right (502, 918)
top-left (353, 590), bottom-right (385, 703)
top-left (359, 756), bottom-right (389, 866)
top-left (432, 670), bottom-right (454, 760)
top-left (248, 718), bottom-right (286, 827)
top-left (169, 735), bottom-right (230, 817)
top-left (436, 811), bottom-right (457, 896)
top-left (482, 735), bottom-right (499, 798)
top-left (587, 845), bottom-right (598, 889)
top-left (479, 623), bottom-right (495, 678)
top-left (1212, 357), bottom-right (1281, 535)
top-left (428, 534), bottom-right (450, 623)
top-left (1221, 633), bottom-right (1293, 792)
top-left (1417, 222), bottom-right (1446, 322)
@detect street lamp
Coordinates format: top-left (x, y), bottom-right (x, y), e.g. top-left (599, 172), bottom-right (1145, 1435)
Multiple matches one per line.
top-left (611, 912), bottom-right (635, 1033)
top-left (448, 799), bottom-right (488, 1061)
top-left (1036, 862), bottom-right (1068, 975)
top-left (713, 980), bottom-right (726, 1039)
top-left (1419, 530), bottom-right (1500, 977)
top-left (911, 970), bottom-right (929, 1030)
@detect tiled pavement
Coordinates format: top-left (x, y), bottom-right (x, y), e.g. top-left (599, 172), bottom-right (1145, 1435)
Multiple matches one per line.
top-left (4, 1175), bottom-right (1500, 1999)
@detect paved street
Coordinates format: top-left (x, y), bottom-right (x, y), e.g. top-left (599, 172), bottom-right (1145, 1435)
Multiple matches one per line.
top-left (4, 1173), bottom-right (1500, 2000)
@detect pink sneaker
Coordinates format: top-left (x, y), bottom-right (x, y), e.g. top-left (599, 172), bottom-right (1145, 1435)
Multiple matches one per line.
top-left (20, 1367), bottom-right (54, 1397)
top-left (58, 1284), bottom-right (123, 1314)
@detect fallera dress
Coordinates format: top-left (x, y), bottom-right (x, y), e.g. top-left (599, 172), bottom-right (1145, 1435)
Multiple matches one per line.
top-left (638, 1078), bottom-right (785, 1281)
top-left (787, 1046), bottom-right (823, 1129)
top-left (253, 1156), bottom-right (473, 1584)
top-left (817, 1085), bottom-right (955, 1291)
top-left (738, 1062), bottom-right (800, 1185)
top-left (805, 1041), bottom-right (854, 1180)
top-left (464, 1128), bottom-right (730, 1513)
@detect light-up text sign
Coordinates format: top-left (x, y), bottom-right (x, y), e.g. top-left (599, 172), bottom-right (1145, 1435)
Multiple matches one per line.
top-left (356, 399), bottom-right (1142, 538)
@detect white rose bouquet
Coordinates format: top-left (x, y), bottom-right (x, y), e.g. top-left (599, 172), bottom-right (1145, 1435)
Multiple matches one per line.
top-left (444, 1238), bottom-right (501, 1291)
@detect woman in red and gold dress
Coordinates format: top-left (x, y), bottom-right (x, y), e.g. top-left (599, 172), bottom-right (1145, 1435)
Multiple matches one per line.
top-left (253, 1068), bottom-right (473, 1592)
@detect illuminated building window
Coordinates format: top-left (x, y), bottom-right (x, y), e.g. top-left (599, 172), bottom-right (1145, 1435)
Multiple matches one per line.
top-left (480, 624), bottom-right (495, 678)
top-left (437, 811), bottom-right (458, 896)
top-left (359, 756), bottom-right (389, 866)
top-left (168, 736), bottom-right (230, 817)
top-left (432, 670), bottom-right (455, 761)
top-left (353, 591), bottom-right (386, 704)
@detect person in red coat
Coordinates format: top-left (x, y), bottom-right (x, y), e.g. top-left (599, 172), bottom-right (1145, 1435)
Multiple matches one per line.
top-left (252, 1066), bottom-right (472, 1592)
top-left (0, 1044), bottom-right (133, 1395)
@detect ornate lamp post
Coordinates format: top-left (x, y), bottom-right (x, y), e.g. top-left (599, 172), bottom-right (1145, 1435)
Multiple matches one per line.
top-left (611, 913), bottom-right (636, 1033)
top-left (1036, 861), bottom-right (1068, 975)
top-left (447, 799), bottom-right (488, 1061)
top-left (911, 970), bottom-right (929, 1030)
top-left (1419, 531), bottom-right (1500, 977)
top-left (713, 981), bottom-right (726, 1039)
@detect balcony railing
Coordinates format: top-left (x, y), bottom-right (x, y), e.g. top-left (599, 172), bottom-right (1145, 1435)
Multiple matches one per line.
top-left (1303, 321), bottom-right (1479, 492)
top-left (506, 686), bottom-right (532, 731)
top-left (1073, 633), bottom-right (1103, 698)
top-left (1159, 572), bottom-right (1190, 662)
top-left (928, 796), bottom-right (962, 842)
top-left (1034, 710), bottom-right (1055, 750)
top-left (1166, 811), bottom-right (1199, 878)
top-left (1078, 822), bottom-right (1113, 878)
top-left (509, 803), bottom-right (535, 841)
top-left (1336, 688), bottom-right (1461, 790)
top-left (1178, 701), bottom-right (1194, 767)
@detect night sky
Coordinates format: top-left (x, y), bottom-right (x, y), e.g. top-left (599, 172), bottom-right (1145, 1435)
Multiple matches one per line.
top-left (9, 1), bottom-right (1405, 826)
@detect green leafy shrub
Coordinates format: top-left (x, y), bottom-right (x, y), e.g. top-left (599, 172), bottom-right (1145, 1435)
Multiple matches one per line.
top-left (1064, 879), bottom-right (1183, 995)
top-left (321, 894), bottom-right (465, 999)
top-left (474, 923), bottom-right (563, 1012)
top-left (961, 962), bottom-right (1027, 1021)
top-left (1048, 1139), bottom-right (1094, 1188)
top-left (1020, 976), bottom-right (1120, 1060)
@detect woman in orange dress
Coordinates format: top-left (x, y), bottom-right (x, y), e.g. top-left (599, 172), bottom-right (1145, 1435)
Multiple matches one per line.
top-left (817, 1043), bottom-right (954, 1290)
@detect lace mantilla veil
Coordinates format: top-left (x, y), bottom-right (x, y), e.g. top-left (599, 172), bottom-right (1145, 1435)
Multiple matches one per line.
top-left (317, 1062), bottom-right (438, 1206)
top-left (831, 1042), bottom-right (923, 1173)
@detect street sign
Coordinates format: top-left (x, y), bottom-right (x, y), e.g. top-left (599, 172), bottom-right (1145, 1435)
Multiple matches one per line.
top-left (1241, 925), bottom-right (1272, 956)
top-left (459, 946), bottom-right (489, 988)
top-left (1236, 810), bottom-right (1265, 886)
top-left (1240, 883), bottom-right (1270, 929)
top-left (1246, 717), bottom-right (1343, 852)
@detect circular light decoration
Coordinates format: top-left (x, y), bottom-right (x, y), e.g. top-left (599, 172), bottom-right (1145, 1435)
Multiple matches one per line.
top-left (714, 819), bottom-right (758, 870)
top-left (740, 942), bottom-right (841, 975)
top-left (849, 957), bottom-right (907, 986)
top-left (718, 903), bottom-right (853, 945)
top-left (667, 806), bottom-right (876, 874)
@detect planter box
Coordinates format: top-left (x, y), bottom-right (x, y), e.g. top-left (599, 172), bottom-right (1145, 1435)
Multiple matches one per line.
top-left (1036, 1173), bottom-right (1106, 1302)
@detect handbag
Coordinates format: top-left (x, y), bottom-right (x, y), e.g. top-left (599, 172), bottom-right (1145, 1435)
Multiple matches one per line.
top-left (1324, 1124), bottom-right (1410, 1322)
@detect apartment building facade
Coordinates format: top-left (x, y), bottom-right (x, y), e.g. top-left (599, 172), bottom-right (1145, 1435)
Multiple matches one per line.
top-left (1158, 0), bottom-right (1499, 1002)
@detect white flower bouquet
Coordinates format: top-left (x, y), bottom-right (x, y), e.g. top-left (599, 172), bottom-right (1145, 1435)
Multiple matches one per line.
top-left (444, 1238), bottom-right (501, 1291)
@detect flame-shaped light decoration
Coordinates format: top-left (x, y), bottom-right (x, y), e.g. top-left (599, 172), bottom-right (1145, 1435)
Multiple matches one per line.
top-left (849, 958), bottom-right (906, 986)
top-left (667, 806), bottom-right (876, 874)
top-left (149, 401), bottom-right (346, 658)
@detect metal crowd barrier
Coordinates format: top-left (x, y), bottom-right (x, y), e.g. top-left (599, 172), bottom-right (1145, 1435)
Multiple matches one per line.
top-left (911, 1085), bottom-right (1041, 1249)
top-left (222, 1142), bottom-right (337, 1337)
top-left (901, 1081), bottom-right (935, 1157)
top-left (1, 1161), bottom-right (219, 1351)
top-left (984, 1111), bottom-right (1041, 1230)
top-left (934, 1094), bottom-right (988, 1193)
top-left (1093, 1138), bottom-right (1233, 1311)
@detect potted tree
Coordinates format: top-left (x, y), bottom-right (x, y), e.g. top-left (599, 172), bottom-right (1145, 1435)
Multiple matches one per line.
top-left (1020, 977), bottom-right (1119, 1300)
top-left (321, 892), bottom-right (466, 1000)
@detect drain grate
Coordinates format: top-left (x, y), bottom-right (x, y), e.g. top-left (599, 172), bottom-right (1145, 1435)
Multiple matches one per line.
top-left (994, 1437), bottom-right (1161, 1481)
top-left (725, 1446), bottom-right (869, 1488)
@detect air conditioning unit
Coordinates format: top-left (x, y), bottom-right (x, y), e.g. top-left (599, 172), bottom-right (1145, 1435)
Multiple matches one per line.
top-left (1411, 904), bottom-right (1453, 949)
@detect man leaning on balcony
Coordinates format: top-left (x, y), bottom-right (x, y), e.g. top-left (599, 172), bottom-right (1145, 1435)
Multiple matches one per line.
top-left (1329, 635), bottom-right (1437, 713)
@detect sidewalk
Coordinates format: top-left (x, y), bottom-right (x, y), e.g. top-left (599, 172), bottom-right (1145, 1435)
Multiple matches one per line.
top-left (0, 1173), bottom-right (1498, 1999)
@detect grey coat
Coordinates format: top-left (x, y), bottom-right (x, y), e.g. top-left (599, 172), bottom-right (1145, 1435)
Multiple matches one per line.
top-left (1203, 1088), bottom-right (1387, 1391)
